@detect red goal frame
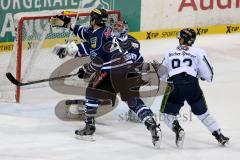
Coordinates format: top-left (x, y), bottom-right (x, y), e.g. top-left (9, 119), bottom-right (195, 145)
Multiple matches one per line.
top-left (15, 10), bottom-right (122, 102)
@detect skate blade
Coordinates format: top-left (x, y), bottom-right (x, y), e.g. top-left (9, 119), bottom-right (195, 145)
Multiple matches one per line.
top-left (219, 139), bottom-right (230, 146)
top-left (153, 130), bottom-right (162, 149)
top-left (176, 130), bottom-right (185, 149)
top-left (75, 134), bottom-right (95, 142)
top-left (154, 140), bottom-right (161, 149)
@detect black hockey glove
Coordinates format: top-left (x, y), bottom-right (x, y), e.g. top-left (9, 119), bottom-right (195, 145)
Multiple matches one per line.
top-left (77, 64), bottom-right (93, 79)
top-left (56, 48), bottom-right (67, 59)
top-left (52, 44), bottom-right (68, 59)
top-left (50, 15), bottom-right (71, 28)
top-left (78, 58), bottom-right (103, 79)
top-left (77, 66), bottom-right (86, 79)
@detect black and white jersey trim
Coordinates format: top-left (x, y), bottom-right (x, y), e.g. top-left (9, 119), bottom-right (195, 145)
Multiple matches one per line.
top-left (203, 56), bottom-right (214, 80)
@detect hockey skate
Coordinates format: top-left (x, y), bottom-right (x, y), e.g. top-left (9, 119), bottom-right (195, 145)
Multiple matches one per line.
top-left (75, 124), bottom-right (96, 141)
top-left (144, 117), bottom-right (162, 149)
top-left (212, 130), bottom-right (229, 146)
top-left (172, 120), bottom-right (185, 148)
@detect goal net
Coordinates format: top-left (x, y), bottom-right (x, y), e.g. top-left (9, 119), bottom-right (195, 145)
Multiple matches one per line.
top-left (0, 9), bottom-right (121, 103)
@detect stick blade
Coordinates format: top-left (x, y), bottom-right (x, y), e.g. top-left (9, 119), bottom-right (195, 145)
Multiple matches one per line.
top-left (6, 72), bottom-right (21, 86)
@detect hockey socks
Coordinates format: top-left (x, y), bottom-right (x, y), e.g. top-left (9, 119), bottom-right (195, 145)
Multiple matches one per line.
top-left (197, 110), bottom-right (229, 145)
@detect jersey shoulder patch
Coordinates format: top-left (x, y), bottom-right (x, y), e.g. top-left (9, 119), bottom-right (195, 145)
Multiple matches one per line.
top-left (103, 27), bottom-right (112, 39)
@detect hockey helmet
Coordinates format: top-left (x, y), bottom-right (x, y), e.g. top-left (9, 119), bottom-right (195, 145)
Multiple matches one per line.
top-left (112, 20), bottom-right (128, 38)
top-left (90, 8), bottom-right (108, 26)
top-left (177, 28), bottom-right (196, 46)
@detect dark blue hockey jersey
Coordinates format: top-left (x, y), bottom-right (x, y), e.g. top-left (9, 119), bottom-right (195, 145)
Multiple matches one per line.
top-left (119, 35), bottom-right (144, 64)
top-left (72, 25), bottom-right (125, 71)
top-left (71, 25), bottom-right (144, 72)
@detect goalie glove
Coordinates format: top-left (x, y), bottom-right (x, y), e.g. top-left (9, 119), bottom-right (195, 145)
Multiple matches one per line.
top-left (49, 15), bottom-right (71, 28)
top-left (52, 41), bottom-right (79, 58)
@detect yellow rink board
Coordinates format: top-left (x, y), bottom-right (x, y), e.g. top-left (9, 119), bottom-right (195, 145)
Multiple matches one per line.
top-left (129, 24), bottom-right (240, 40)
top-left (1, 23), bottom-right (240, 53)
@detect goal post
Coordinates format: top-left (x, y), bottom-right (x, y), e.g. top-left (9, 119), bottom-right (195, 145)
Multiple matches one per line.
top-left (1, 9), bottom-right (121, 103)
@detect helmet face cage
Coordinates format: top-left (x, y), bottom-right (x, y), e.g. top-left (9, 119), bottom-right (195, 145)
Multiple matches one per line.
top-left (112, 21), bottom-right (128, 38)
top-left (90, 8), bottom-right (108, 26)
top-left (177, 28), bottom-right (196, 46)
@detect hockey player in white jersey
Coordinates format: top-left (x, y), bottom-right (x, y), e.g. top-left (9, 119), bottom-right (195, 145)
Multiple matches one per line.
top-left (157, 28), bottom-right (229, 147)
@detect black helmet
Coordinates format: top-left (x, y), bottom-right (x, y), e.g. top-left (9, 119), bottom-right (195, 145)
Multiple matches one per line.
top-left (90, 8), bottom-right (108, 26)
top-left (177, 28), bottom-right (196, 46)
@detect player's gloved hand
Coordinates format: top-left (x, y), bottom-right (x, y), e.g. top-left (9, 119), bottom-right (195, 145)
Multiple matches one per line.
top-left (52, 41), bottom-right (78, 58)
top-left (49, 15), bottom-right (71, 28)
top-left (52, 44), bottom-right (67, 59)
top-left (66, 41), bottom-right (79, 56)
top-left (77, 66), bottom-right (86, 79)
top-left (78, 64), bottom-right (93, 79)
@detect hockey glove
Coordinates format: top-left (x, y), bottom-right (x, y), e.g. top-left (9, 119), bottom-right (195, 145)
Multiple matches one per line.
top-left (52, 42), bottom-right (79, 58)
top-left (78, 58), bottom-right (103, 79)
top-left (66, 41), bottom-right (79, 57)
top-left (77, 64), bottom-right (93, 79)
top-left (50, 15), bottom-right (71, 28)
top-left (52, 44), bottom-right (67, 59)
top-left (77, 66), bottom-right (86, 79)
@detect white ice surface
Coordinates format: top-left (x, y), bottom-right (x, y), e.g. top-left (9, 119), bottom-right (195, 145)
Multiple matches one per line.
top-left (1, 34), bottom-right (240, 160)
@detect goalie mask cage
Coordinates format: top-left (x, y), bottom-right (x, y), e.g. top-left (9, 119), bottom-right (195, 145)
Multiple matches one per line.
top-left (1, 10), bottom-right (121, 103)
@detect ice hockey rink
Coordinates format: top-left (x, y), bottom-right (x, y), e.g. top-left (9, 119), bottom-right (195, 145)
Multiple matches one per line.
top-left (0, 33), bottom-right (240, 160)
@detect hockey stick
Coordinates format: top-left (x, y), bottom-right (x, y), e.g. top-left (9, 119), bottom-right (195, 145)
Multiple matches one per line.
top-left (65, 99), bottom-right (112, 106)
top-left (6, 72), bottom-right (78, 86)
top-left (65, 0), bottom-right (82, 42)
top-left (151, 60), bottom-right (162, 93)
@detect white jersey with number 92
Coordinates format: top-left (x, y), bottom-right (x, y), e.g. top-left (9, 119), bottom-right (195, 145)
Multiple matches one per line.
top-left (162, 45), bottom-right (214, 82)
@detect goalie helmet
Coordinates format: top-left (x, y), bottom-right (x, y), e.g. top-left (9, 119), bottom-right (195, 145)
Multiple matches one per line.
top-left (112, 20), bottom-right (128, 38)
top-left (177, 28), bottom-right (196, 46)
top-left (90, 8), bottom-right (108, 26)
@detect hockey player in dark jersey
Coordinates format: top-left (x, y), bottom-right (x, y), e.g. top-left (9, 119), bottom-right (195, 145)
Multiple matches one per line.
top-left (110, 20), bottom-right (149, 122)
top-left (112, 20), bottom-right (144, 64)
top-left (50, 8), bottom-right (161, 148)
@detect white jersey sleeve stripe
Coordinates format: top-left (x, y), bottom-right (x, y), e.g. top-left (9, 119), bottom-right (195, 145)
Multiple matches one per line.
top-left (81, 43), bottom-right (88, 55)
top-left (203, 56), bottom-right (214, 76)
